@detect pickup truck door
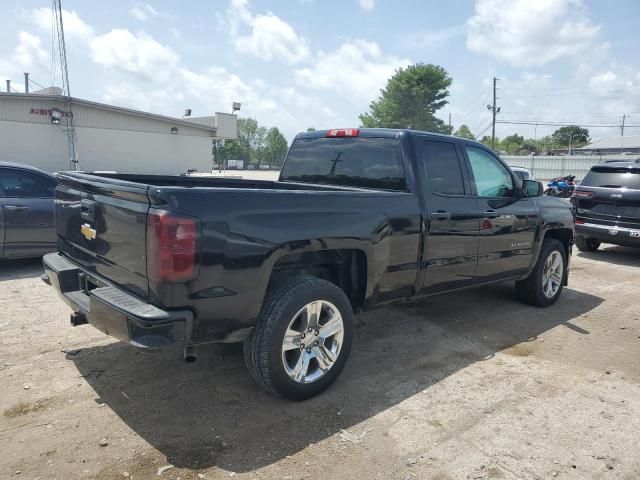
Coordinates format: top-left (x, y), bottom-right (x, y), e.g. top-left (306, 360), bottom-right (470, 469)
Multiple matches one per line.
top-left (462, 146), bottom-right (538, 280)
top-left (0, 167), bottom-right (57, 258)
top-left (418, 139), bottom-right (481, 292)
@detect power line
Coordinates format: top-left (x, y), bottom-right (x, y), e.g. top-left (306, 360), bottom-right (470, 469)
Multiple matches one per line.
top-left (501, 88), bottom-right (640, 98)
top-left (475, 122), bottom-right (493, 139)
top-left (28, 78), bottom-right (47, 90)
top-left (497, 120), bottom-right (640, 128)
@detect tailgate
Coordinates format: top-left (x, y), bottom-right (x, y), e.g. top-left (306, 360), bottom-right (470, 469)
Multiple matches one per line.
top-left (55, 172), bottom-right (150, 300)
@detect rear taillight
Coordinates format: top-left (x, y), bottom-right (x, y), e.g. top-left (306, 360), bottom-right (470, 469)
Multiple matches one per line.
top-left (326, 128), bottom-right (359, 137)
top-left (147, 211), bottom-right (198, 282)
top-left (575, 218), bottom-right (585, 224)
top-left (572, 190), bottom-right (594, 198)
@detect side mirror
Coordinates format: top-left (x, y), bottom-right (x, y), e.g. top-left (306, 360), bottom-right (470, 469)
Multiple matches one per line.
top-left (523, 179), bottom-right (544, 197)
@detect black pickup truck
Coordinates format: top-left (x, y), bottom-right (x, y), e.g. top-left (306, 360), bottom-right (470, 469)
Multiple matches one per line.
top-left (43, 128), bottom-right (574, 400)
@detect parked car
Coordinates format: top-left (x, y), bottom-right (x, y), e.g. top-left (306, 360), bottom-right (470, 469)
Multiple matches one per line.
top-left (572, 162), bottom-right (640, 251)
top-left (0, 162), bottom-right (57, 259)
top-left (43, 128), bottom-right (574, 400)
top-left (510, 166), bottom-right (535, 182)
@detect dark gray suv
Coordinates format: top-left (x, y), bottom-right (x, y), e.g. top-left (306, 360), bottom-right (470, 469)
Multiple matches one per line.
top-left (572, 161), bottom-right (640, 250)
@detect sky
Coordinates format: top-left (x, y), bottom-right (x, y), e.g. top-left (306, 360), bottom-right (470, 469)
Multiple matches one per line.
top-left (1, 0), bottom-right (639, 143)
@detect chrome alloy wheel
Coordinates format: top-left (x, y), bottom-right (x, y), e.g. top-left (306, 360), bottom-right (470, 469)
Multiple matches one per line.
top-left (281, 300), bottom-right (345, 384)
top-left (542, 250), bottom-right (563, 299)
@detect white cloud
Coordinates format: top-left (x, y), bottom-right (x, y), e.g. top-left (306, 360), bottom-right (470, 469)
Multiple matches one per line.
top-left (359, 0), bottom-right (375, 11)
top-left (295, 39), bottom-right (410, 104)
top-left (404, 25), bottom-right (465, 49)
top-left (129, 7), bottom-right (150, 21)
top-left (129, 3), bottom-right (167, 21)
top-left (467, 0), bottom-right (600, 67)
top-left (26, 7), bottom-right (94, 43)
top-left (0, 31), bottom-right (50, 90)
top-left (12, 32), bottom-right (49, 70)
top-left (226, 0), bottom-right (310, 64)
top-left (89, 30), bottom-right (179, 80)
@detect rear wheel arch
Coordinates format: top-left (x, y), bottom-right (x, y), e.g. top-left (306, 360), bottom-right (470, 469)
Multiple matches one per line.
top-left (266, 249), bottom-right (368, 313)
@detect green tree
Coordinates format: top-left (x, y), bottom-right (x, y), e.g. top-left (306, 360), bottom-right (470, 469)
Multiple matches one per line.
top-left (264, 127), bottom-right (289, 167)
top-left (218, 117), bottom-right (267, 166)
top-left (454, 124), bottom-right (475, 140)
top-left (499, 133), bottom-right (525, 154)
top-left (480, 135), bottom-right (494, 148)
top-left (359, 63), bottom-right (452, 134)
top-left (306, 127), bottom-right (316, 132)
top-left (551, 126), bottom-right (590, 146)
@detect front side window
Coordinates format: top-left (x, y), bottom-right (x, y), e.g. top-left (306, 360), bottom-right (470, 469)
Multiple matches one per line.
top-left (0, 169), bottom-right (56, 198)
top-left (422, 140), bottom-right (465, 195)
top-left (465, 147), bottom-right (514, 198)
top-left (281, 137), bottom-right (406, 191)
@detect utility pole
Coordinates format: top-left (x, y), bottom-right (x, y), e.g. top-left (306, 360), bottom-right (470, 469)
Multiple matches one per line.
top-left (621, 114), bottom-right (626, 137)
top-left (448, 113), bottom-right (452, 134)
top-left (53, 0), bottom-right (78, 170)
top-left (487, 77), bottom-right (500, 149)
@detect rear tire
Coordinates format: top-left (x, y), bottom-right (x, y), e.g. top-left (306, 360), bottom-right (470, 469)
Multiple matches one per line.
top-left (575, 235), bottom-right (600, 252)
top-left (516, 238), bottom-right (567, 307)
top-left (244, 275), bottom-right (354, 401)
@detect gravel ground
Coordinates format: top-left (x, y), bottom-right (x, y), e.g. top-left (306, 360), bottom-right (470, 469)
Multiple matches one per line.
top-left (1, 245), bottom-right (639, 480)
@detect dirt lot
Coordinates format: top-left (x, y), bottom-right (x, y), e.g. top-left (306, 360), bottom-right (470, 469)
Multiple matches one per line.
top-left (1, 246), bottom-right (639, 480)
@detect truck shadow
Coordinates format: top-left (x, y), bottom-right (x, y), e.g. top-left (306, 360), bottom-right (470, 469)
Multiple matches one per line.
top-left (0, 258), bottom-right (44, 281)
top-left (70, 284), bottom-right (602, 473)
top-left (576, 245), bottom-right (640, 267)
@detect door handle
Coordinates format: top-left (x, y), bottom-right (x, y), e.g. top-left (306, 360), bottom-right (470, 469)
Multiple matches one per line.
top-left (430, 211), bottom-right (451, 220)
top-left (483, 210), bottom-right (499, 219)
top-left (4, 205), bottom-right (31, 213)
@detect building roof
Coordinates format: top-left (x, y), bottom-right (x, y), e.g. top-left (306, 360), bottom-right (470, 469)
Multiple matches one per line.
top-left (576, 135), bottom-right (640, 150)
top-left (0, 92), bottom-right (217, 133)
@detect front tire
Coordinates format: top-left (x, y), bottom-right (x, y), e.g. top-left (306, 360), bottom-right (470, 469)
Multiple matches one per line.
top-left (244, 275), bottom-right (354, 400)
top-left (575, 235), bottom-right (600, 252)
top-left (516, 238), bottom-right (567, 307)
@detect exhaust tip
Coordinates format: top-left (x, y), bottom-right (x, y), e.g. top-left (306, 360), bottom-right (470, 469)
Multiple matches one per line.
top-left (70, 312), bottom-right (88, 326)
top-left (184, 346), bottom-right (197, 363)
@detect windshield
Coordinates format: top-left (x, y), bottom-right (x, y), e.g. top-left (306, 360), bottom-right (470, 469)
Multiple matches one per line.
top-left (280, 137), bottom-right (406, 191)
top-left (581, 167), bottom-right (640, 190)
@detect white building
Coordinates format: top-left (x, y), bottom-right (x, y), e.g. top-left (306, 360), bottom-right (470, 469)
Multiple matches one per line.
top-left (575, 135), bottom-right (640, 155)
top-left (0, 90), bottom-right (237, 174)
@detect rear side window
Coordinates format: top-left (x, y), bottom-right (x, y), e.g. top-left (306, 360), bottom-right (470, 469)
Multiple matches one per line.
top-left (0, 168), bottom-right (56, 198)
top-left (581, 168), bottom-right (640, 190)
top-left (280, 137), bottom-right (406, 191)
top-left (422, 140), bottom-right (465, 195)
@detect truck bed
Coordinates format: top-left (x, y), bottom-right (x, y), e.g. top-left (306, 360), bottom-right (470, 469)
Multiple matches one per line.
top-left (53, 170), bottom-right (421, 343)
top-left (74, 172), bottom-right (354, 192)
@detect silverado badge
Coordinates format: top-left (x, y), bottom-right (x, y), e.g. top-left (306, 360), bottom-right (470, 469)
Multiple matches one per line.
top-left (81, 223), bottom-right (96, 241)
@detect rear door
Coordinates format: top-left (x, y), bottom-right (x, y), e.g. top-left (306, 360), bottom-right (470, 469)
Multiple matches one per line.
top-left (418, 139), bottom-right (480, 292)
top-left (575, 167), bottom-right (640, 230)
top-left (462, 146), bottom-right (538, 280)
top-left (0, 167), bottom-right (56, 258)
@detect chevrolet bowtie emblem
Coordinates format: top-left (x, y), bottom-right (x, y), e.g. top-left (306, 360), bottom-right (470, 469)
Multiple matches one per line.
top-left (81, 223), bottom-right (96, 241)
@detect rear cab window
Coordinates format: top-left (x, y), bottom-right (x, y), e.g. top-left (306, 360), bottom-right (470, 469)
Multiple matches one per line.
top-left (422, 140), bottom-right (465, 195)
top-left (581, 167), bottom-right (640, 190)
top-left (280, 136), bottom-right (407, 191)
